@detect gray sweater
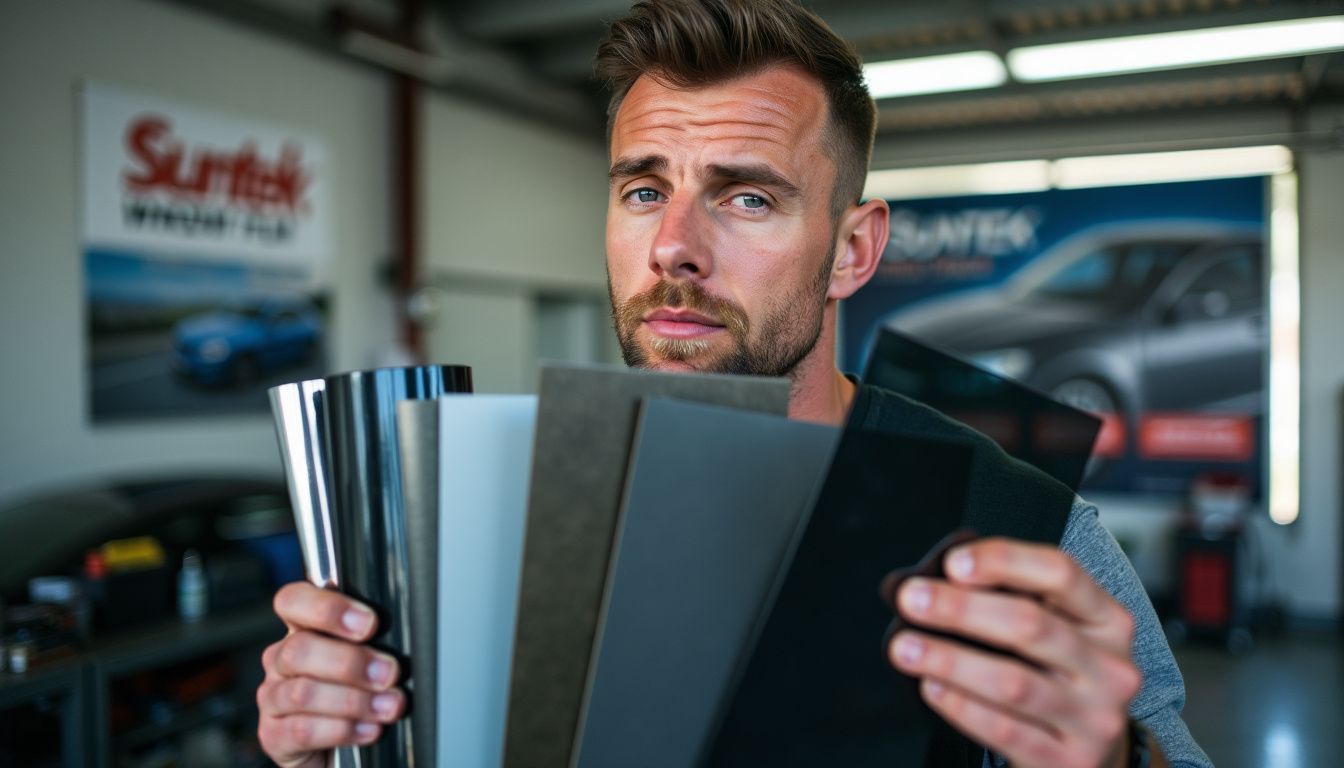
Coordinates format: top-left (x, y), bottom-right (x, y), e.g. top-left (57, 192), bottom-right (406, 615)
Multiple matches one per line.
top-left (849, 383), bottom-right (1212, 767)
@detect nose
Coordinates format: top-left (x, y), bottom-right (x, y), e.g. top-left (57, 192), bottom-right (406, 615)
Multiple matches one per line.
top-left (649, 194), bottom-right (712, 280)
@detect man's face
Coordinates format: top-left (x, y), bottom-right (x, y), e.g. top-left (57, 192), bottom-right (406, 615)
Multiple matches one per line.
top-left (605, 64), bottom-right (841, 377)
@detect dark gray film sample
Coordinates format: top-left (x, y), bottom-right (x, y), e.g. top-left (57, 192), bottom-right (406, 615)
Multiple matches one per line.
top-left (504, 364), bottom-right (790, 768)
top-left (574, 399), bottom-right (838, 768)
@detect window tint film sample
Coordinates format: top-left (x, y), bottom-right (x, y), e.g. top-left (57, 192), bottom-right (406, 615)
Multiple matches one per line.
top-left (504, 365), bottom-right (790, 768)
top-left (434, 396), bottom-right (537, 768)
top-left (863, 327), bottom-right (1101, 508)
top-left (708, 329), bottom-right (1099, 766)
top-left (573, 399), bottom-right (839, 768)
top-left (393, 399), bottom-right (441, 768)
top-left (707, 428), bottom-right (975, 766)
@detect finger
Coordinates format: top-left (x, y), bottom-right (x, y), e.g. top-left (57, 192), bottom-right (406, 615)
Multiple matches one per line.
top-left (258, 713), bottom-right (382, 760)
top-left (263, 677), bottom-right (405, 723)
top-left (262, 640), bottom-right (282, 679)
top-left (271, 631), bottom-right (400, 691)
top-left (889, 630), bottom-right (1073, 723)
top-left (919, 678), bottom-right (1073, 768)
top-left (274, 582), bottom-right (379, 641)
top-left (896, 577), bottom-right (1088, 674)
top-left (944, 539), bottom-right (1131, 643)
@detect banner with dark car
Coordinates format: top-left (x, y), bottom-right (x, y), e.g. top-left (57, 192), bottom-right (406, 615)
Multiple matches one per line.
top-left (81, 82), bottom-right (331, 421)
top-left (843, 177), bottom-right (1266, 497)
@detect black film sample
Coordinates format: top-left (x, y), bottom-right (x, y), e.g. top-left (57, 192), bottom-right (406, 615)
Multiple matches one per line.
top-left (863, 328), bottom-right (1101, 501)
top-left (707, 330), bottom-right (1104, 767)
top-left (706, 429), bottom-right (974, 767)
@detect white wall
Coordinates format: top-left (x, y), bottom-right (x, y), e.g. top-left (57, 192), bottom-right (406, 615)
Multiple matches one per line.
top-left (422, 94), bottom-right (608, 291)
top-left (871, 111), bottom-right (1344, 621)
top-left (1282, 112), bottom-right (1344, 618)
top-left (426, 287), bottom-right (537, 395)
top-left (420, 90), bottom-right (612, 393)
top-left (0, 0), bottom-right (398, 502)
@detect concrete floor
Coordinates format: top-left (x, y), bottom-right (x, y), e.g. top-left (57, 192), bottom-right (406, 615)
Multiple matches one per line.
top-left (1174, 632), bottom-right (1344, 767)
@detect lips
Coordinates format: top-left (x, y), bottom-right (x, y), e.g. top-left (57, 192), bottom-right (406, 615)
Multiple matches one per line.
top-left (643, 308), bottom-right (725, 339)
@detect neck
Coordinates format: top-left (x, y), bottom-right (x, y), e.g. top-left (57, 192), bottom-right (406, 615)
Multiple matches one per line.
top-left (786, 302), bottom-right (855, 426)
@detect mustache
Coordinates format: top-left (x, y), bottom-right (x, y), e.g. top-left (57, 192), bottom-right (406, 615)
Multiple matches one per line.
top-left (614, 281), bottom-right (749, 341)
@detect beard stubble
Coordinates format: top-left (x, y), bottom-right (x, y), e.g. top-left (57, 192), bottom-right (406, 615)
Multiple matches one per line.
top-left (608, 253), bottom-right (834, 378)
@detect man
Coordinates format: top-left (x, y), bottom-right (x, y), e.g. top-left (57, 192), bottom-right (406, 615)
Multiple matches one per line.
top-left (257, 1), bottom-right (1211, 766)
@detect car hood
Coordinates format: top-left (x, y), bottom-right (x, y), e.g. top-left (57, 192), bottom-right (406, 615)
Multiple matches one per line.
top-left (888, 293), bottom-right (1117, 351)
top-left (175, 312), bottom-right (248, 343)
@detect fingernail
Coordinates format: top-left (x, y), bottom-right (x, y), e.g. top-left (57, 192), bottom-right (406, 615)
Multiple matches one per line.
top-left (902, 579), bottom-right (932, 615)
top-left (342, 606), bottom-right (374, 635)
top-left (894, 633), bottom-right (924, 666)
top-left (355, 721), bottom-right (379, 742)
top-left (947, 550), bottom-right (974, 579)
top-left (372, 692), bottom-right (398, 718)
top-left (925, 679), bottom-right (945, 700)
top-left (367, 656), bottom-right (394, 686)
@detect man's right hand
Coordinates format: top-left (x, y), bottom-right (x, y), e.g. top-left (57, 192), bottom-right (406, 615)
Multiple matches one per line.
top-left (257, 582), bottom-right (407, 768)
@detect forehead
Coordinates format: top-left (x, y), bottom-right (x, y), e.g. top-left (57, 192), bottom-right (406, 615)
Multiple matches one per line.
top-left (609, 64), bottom-right (830, 168)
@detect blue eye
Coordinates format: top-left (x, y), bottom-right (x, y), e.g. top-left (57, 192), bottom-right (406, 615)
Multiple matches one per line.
top-left (631, 189), bottom-right (660, 203)
top-left (735, 194), bottom-right (767, 210)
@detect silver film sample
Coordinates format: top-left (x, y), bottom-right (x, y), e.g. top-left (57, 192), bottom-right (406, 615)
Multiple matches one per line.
top-left (269, 365), bottom-right (472, 768)
top-left (271, 377), bottom-right (339, 589)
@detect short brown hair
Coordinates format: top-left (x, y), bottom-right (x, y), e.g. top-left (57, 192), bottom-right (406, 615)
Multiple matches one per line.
top-left (595, 0), bottom-right (875, 217)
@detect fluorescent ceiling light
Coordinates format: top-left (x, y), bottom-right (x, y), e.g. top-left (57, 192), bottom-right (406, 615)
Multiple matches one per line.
top-left (868, 146), bottom-right (1290, 199)
top-left (1009, 16), bottom-right (1344, 82)
top-left (864, 51), bottom-right (1007, 99)
top-left (864, 160), bottom-right (1050, 200)
top-left (1267, 171), bottom-right (1300, 525)
top-left (1052, 145), bottom-right (1292, 189)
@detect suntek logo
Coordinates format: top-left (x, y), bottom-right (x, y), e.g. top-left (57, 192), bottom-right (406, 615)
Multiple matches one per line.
top-left (122, 114), bottom-right (310, 212)
top-left (117, 114), bottom-right (312, 243)
top-left (886, 207), bottom-right (1041, 261)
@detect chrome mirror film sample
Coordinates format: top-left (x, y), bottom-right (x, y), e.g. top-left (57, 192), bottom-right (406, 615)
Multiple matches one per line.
top-left (269, 364), bottom-right (472, 768)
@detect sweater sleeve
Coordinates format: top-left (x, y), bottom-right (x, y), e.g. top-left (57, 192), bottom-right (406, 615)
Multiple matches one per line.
top-left (1058, 499), bottom-right (1212, 768)
top-left (989, 501), bottom-right (1212, 768)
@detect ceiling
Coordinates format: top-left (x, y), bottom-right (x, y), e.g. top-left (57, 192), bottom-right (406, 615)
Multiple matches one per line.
top-left (171, 0), bottom-right (1344, 141)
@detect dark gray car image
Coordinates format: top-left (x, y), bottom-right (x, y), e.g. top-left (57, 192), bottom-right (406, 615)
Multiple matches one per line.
top-left (883, 222), bottom-right (1265, 456)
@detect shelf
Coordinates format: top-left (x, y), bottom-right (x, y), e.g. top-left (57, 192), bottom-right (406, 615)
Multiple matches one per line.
top-left (1, 605), bottom-right (282, 694)
top-left (92, 606), bottom-right (282, 678)
top-left (0, 602), bottom-right (282, 768)
top-left (0, 658), bottom-right (84, 710)
top-left (113, 695), bottom-right (238, 752)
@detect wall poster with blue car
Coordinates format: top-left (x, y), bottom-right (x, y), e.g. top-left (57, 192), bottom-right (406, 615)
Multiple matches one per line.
top-left (82, 82), bottom-right (331, 421)
top-left (842, 176), bottom-right (1267, 497)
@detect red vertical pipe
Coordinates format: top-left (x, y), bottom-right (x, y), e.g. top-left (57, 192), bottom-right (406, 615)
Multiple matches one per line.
top-left (392, 0), bottom-right (428, 360)
top-left (393, 71), bottom-right (422, 359)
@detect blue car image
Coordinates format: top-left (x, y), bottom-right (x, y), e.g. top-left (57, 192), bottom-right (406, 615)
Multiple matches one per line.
top-left (172, 298), bottom-right (322, 387)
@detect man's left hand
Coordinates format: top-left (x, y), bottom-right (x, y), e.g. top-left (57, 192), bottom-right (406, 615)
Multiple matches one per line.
top-left (889, 538), bottom-right (1143, 768)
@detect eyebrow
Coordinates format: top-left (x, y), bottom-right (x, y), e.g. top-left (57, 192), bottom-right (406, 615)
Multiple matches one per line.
top-left (607, 156), bottom-right (802, 201)
top-left (706, 163), bottom-right (802, 201)
top-left (609, 154), bottom-right (667, 185)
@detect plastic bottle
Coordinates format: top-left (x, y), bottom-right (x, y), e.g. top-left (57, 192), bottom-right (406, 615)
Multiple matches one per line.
top-left (178, 550), bottom-right (208, 623)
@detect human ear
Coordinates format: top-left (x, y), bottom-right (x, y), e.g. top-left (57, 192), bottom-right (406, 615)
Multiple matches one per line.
top-left (827, 198), bottom-right (889, 301)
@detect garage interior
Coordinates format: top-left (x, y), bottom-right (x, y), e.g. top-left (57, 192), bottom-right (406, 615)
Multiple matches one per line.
top-left (1, 0), bottom-right (1342, 765)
